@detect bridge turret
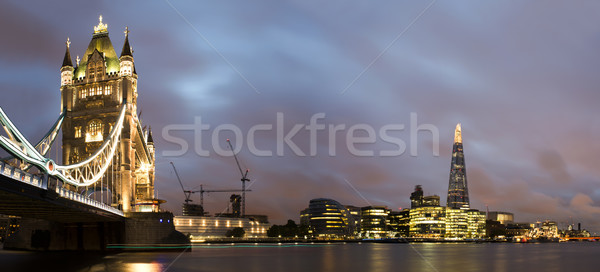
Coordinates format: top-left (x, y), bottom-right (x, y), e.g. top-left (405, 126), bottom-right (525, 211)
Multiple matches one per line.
top-left (119, 27), bottom-right (134, 77)
top-left (147, 126), bottom-right (155, 158)
top-left (60, 37), bottom-right (74, 86)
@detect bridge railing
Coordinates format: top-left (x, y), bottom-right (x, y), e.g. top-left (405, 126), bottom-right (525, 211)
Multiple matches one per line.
top-left (54, 186), bottom-right (124, 217)
top-left (0, 161), bottom-right (43, 188)
top-left (1, 161), bottom-right (123, 217)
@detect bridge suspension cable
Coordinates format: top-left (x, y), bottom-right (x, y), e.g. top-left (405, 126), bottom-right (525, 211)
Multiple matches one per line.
top-left (2, 111), bottom-right (65, 171)
top-left (0, 105), bottom-right (127, 188)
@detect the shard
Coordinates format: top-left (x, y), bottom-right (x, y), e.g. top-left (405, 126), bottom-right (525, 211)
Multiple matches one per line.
top-left (447, 123), bottom-right (470, 209)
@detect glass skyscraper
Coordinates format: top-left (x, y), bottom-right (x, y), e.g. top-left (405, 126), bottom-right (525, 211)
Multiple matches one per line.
top-left (447, 123), bottom-right (470, 209)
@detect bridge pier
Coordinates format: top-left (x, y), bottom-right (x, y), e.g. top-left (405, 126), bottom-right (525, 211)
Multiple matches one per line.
top-left (3, 212), bottom-right (188, 251)
top-left (4, 218), bottom-right (126, 251)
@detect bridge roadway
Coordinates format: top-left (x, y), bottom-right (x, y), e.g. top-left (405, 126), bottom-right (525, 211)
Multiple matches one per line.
top-left (0, 161), bottom-right (124, 223)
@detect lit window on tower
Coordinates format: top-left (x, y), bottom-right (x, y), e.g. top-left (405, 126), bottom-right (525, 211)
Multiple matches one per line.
top-left (74, 126), bottom-right (82, 138)
top-left (85, 120), bottom-right (103, 142)
top-left (71, 147), bottom-right (80, 164)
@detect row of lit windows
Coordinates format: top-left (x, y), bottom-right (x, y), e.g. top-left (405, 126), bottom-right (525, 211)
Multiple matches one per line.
top-left (74, 121), bottom-right (114, 139)
top-left (79, 85), bottom-right (112, 99)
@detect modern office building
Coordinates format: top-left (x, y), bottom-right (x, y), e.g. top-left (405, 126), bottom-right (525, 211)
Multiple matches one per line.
top-left (302, 198), bottom-right (351, 238)
top-left (487, 211), bottom-right (514, 225)
top-left (389, 209), bottom-right (410, 237)
top-left (300, 208), bottom-right (310, 227)
top-left (447, 123), bottom-right (470, 209)
top-left (344, 205), bottom-right (362, 236)
top-left (423, 195), bottom-right (441, 207)
top-left (445, 208), bottom-right (469, 239)
top-left (360, 206), bottom-right (391, 238)
top-left (467, 209), bottom-right (487, 238)
top-left (411, 186), bottom-right (440, 208)
top-left (409, 206), bottom-right (485, 239)
top-left (409, 206), bottom-right (446, 238)
top-left (410, 185), bottom-right (424, 208)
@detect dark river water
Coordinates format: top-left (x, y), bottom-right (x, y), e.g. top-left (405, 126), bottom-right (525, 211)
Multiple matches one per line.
top-left (1, 242), bottom-right (600, 272)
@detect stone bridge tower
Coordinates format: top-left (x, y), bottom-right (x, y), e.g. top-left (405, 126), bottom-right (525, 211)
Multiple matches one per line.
top-left (59, 16), bottom-right (157, 212)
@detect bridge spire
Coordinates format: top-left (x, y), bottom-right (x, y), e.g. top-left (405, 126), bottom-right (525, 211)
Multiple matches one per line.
top-left (60, 37), bottom-right (74, 86)
top-left (93, 15), bottom-right (108, 34)
top-left (119, 26), bottom-right (135, 76)
top-left (120, 26), bottom-right (133, 57)
top-left (147, 126), bottom-right (154, 144)
top-left (62, 37), bottom-right (73, 68)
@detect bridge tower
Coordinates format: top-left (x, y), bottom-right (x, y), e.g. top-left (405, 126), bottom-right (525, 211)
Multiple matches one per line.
top-left (60, 16), bottom-right (156, 212)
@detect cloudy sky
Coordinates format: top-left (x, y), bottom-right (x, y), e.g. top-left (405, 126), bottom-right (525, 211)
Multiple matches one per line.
top-left (1, 0), bottom-right (600, 231)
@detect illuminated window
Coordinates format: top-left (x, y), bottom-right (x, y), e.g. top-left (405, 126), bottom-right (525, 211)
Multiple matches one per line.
top-left (71, 147), bottom-right (80, 164)
top-left (74, 126), bottom-right (82, 138)
top-left (85, 119), bottom-right (103, 142)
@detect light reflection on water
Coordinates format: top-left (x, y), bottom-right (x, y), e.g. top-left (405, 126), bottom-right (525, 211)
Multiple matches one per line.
top-left (1, 243), bottom-right (600, 272)
top-left (125, 262), bottom-right (163, 272)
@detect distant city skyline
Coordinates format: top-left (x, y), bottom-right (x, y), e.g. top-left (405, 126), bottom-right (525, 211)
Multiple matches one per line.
top-left (1, 1), bottom-right (600, 233)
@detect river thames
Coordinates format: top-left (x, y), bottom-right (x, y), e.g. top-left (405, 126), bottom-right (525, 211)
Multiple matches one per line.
top-left (1, 243), bottom-right (600, 272)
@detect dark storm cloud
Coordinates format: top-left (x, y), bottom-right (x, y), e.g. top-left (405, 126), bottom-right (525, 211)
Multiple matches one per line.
top-left (2, 1), bottom-right (600, 231)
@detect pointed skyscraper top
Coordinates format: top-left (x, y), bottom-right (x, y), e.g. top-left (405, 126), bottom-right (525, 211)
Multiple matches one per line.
top-left (454, 123), bottom-right (462, 144)
top-left (62, 37), bottom-right (73, 67)
top-left (447, 123), bottom-right (469, 209)
top-left (120, 26), bottom-right (133, 57)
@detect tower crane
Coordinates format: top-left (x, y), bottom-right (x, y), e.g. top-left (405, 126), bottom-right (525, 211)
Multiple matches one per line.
top-left (170, 161), bottom-right (192, 204)
top-left (191, 184), bottom-right (251, 208)
top-left (226, 139), bottom-right (250, 217)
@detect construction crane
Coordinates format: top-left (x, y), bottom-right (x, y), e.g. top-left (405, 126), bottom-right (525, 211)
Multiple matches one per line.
top-left (170, 161), bottom-right (193, 204)
top-left (191, 184), bottom-right (251, 208)
top-left (226, 139), bottom-right (250, 217)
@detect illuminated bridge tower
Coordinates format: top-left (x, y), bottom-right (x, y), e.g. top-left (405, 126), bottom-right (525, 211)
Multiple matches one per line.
top-left (446, 123), bottom-right (470, 209)
top-left (60, 16), bottom-right (156, 212)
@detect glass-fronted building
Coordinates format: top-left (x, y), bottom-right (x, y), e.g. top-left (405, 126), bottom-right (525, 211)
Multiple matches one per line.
top-left (409, 206), bottom-right (446, 238)
top-left (345, 205), bottom-right (362, 236)
top-left (304, 198), bottom-right (351, 238)
top-left (447, 123), bottom-right (470, 209)
top-left (361, 206), bottom-right (390, 238)
top-left (467, 209), bottom-right (486, 238)
top-left (389, 209), bottom-right (410, 237)
top-left (445, 208), bottom-right (469, 239)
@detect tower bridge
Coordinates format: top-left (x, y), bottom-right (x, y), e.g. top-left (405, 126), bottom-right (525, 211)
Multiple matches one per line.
top-left (0, 17), bottom-right (186, 250)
